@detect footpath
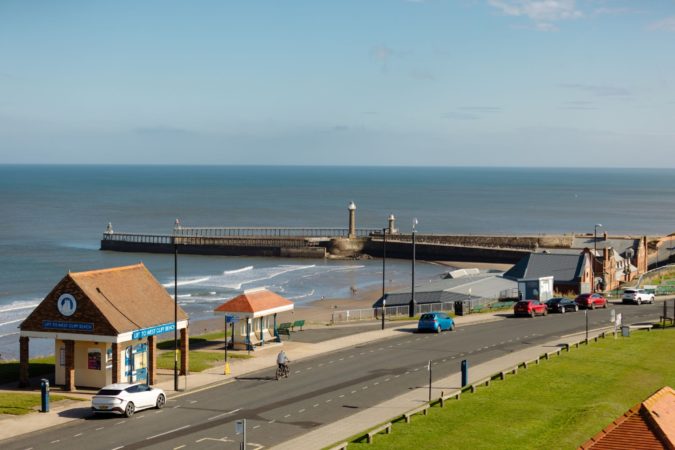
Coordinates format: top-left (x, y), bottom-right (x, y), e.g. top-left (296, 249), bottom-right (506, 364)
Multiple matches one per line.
top-left (0, 309), bottom-right (626, 447)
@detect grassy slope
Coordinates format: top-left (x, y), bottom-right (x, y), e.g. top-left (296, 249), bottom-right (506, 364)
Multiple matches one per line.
top-left (0, 356), bottom-right (55, 384)
top-left (0, 393), bottom-right (84, 415)
top-left (347, 328), bottom-right (675, 450)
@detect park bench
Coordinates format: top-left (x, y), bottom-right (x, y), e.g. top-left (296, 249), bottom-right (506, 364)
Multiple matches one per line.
top-left (403, 404), bottom-right (429, 423)
top-left (276, 322), bottom-right (292, 338)
top-left (629, 324), bottom-right (653, 332)
top-left (291, 319), bottom-right (305, 331)
top-left (365, 422), bottom-right (392, 444)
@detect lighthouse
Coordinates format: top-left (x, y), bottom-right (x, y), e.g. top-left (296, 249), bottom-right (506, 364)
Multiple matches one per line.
top-left (348, 201), bottom-right (356, 238)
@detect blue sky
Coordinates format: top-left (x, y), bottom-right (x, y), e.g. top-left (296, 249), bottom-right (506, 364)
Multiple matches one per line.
top-left (1, 0), bottom-right (674, 166)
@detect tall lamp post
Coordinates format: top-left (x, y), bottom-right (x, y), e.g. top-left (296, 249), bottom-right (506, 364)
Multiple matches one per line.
top-left (173, 237), bottom-right (179, 392)
top-left (381, 227), bottom-right (387, 330)
top-left (409, 218), bottom-right (418, 318)
top-left (593, 224), bottom-right (603, 292)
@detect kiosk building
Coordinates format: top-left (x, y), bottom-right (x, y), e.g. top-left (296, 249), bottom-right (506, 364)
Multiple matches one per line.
top-left (19, 263), bottom-right (189, 390)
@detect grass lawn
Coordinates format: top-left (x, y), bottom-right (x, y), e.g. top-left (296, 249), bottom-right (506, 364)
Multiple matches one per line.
top-left (157, 330), bottom-right (227, 350)
top-left (0, 356), bottom-right (55, 385)
top-left (345, 327), bottom-right (675, 450)
top-left (0, 392), bottom-right (84, 415)
top-left (156, 350), bottom-right (251, 372)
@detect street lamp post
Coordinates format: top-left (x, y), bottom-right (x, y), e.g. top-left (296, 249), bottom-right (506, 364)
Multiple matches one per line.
top-left (593, 224), bottom-right (603, 293)
top-left (173, 237), bottom-right (179, 392)
top-left (409, 218), bottom-right (418, 318)
top-left (382, 227), bottom-right (387, 330)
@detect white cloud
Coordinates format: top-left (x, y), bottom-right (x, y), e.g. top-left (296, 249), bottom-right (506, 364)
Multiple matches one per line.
top-left (649, 16), bottom-right (675, 32)
top-left (488, 0), bottom-right (583, 30)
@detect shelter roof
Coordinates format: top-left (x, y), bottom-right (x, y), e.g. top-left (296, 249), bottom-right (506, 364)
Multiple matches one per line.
top-left (504, 253), bottom-right (586, 282)
top-left (580, 386), bottom-right (675, 449)
top-left (214, 289), bottom-right (294, 318)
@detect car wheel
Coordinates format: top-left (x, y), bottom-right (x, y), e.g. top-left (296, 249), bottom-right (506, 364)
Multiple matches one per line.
top-left (574, 305), bottom-right (579, 312)
top-left (156, 393), bottom-right (166, 409)
top-left (650, 296), bottom-right (655, 303)
top-left (124, 402), bottom-right (135, 418)
top-left (450, 323), bottom-right (455, 331)
top-left (637, 298), bottom-right (642, 305)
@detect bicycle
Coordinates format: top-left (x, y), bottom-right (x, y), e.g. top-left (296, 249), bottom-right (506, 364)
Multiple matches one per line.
top-left (276, 363), bottom-right (290, 380)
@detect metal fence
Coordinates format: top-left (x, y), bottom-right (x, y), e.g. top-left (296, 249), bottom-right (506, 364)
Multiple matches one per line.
top-left (330, 297), bottom-right (502, 324)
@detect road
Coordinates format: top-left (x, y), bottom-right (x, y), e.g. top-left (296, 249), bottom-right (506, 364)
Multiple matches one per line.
top-left (2, 301), bottom-right (664, 450)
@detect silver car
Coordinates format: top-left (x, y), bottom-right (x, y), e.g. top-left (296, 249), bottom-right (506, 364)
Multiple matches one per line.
top-left (622, 288), bottom-right (655, 305)
top-left (91, 383), bottom-right (166, 417)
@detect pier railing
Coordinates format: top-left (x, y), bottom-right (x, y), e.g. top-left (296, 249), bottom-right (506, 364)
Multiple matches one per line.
top-left (172, 227), bottom-right (380, 238)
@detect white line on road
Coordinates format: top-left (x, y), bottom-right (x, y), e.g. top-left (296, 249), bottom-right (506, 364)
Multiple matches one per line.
top-left (351, 390), bottom-right (357, 394)
top-left (298, 409), bottom-right (306, 413)
top-left (173, 446), bottom-right (186, 450)
top-left (339, 358), bottom-right (344, 361)
top-left (115, 421), bottom-right (125, 425)
top-left (146, 425), bottom-right (190, 440)
top-left (307, 367), bottom-right (312, 370)
top-left (189, 400), bottom-right (198, 404)
top-left (207, 408), bottom-right (241, 421)
top-left (253, 425), bottom-right (261, 429)
top-left (384, 378), bottom-right (390, 382)
top-left (96, 427), bottom-right (104, 431)
top-left (284, 414), bottom-right (291, 418)
top-left (374, 382), bottom-right (379, 385)
top-left (339, 394), bottom-right (345, 398)
top-left (50, 440), bottom-right (60, 444)
top-left (111, 447), bottom-right (124, 450)
top-left (326, 399), bottom-right (332, 403)
top-left (362, 386), bottom-right (368, 390)
top-left (74, 433), bottom-right (83, 437)
top-left (268, 419), bottom-right (276, 423)
top-left (294, 371), bottom-right (300, 374)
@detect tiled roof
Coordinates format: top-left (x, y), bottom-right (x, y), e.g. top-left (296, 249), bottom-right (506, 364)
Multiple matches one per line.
top-left (580, 387), bottom-right (675, 450)
top-left (504, 253), bottom-right (585, 282)
top-left (214, 289), bottom-right (294, 314)
top-left (70, 263), bottom-right (188, 334)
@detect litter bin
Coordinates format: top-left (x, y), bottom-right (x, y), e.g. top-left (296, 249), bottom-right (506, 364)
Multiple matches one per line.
top-left (621, 326), bottom-right (630, 337)
top-left (454, 300), bottom-right (471, 316)
top-left (40, 378), bottom-right (50, 413)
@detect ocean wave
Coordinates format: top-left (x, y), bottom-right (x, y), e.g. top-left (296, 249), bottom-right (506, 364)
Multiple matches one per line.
top-left (0, 331), bottom-right (20, 339)
top-left (0, 318), bottom-right (24, 327)
top-left (287, 289), bottom-right (315, 301)
top-left (162, 276), bottom-right (211, 288)
top-left (214, 264), bottom-right (317, 290)
top-left (224, 265), bottom-right (254, 275)
top-left (0, 301), bottom-right (41, 314)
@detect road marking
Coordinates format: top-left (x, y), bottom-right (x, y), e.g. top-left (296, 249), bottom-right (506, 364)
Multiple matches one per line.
top-left (284, 414), bottom-right (291, 418)
top-left (313, 403), bottom-right (319, 407)
top-left (253, 425), bottom-right (261, 429)
top-left (174, 446), bottom-right (186, 450)
top-left (96, 427), bottom-right (105, 431)
top-left (339, 394), bottom-right (345, 398)
top-left (339, 358), bottom-right (344, 361)
top-left (394, 375), bottom-right (400, 378)
top-left (413, 368), bottom-right (419, 372)
top-left (74, 433), bottom-right (83, 437)
top-left (207, 408), bottom-right (241, 421)
top-left (115, 420), bottom-right (125, 425)
top-left (268, 419), bottom-right (276, 423)
top-left (111, 447), bottom-right (124, 450)
top-left (374, 382), bottom-right (379, 385)
top-left (451, 356), bottom-right (456, 359)
top-left (173, 405), bottom-right (181, 409)
top-left (442, 359), bottom-right (447, 362)
top-left (50, 440), bottom-right (60, 444)
top-left (189, 400), bottom-right (198, 404)
top-left (384, 378), bottom-right (391, 382)
top-left (298, 408), bottom-right (306, 413)
top-left (351, 390), bottom-right (357, 394)
top-left (362, 386), bottom-right (368, 390)
top-left (146, 425), bottom-right (190, 440)
top-left (307, 367), bottom-right (313, 370)
top-left (294, 370), bottom-right (300, 374)
top-left (326, 399), bottom-right (332, 403)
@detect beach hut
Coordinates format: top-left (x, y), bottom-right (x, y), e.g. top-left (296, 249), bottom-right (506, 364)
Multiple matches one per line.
top-left (214, 288), bottom-right (294, 350)
top-left (18, 264), bottom-right (189, 390)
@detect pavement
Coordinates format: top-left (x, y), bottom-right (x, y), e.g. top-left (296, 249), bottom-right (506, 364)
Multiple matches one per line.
top-left (0, 305), bottom-right (652, 448)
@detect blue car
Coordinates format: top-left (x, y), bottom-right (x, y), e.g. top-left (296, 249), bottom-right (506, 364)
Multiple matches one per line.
top-left (417, 312), bottom-right (455, 333)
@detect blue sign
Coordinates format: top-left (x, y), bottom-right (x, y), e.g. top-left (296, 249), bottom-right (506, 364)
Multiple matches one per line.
top-left (225, 315), bottom-right (240, 324)
top-left (132, 323), bottom-right (176, 340)
top-left (42, 320), bottom-right (94, 331)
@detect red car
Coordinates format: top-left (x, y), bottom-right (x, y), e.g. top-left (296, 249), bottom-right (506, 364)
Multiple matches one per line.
top-left (514, 300), bottom-right (548, 317)
top-left (574, 293), bottom-right (607, 309)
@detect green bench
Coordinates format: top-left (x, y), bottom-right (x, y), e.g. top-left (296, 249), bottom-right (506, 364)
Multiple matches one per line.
top-left (276, 322), bottom-right (292, 339)
top-left (291, 320), bottom-right (305, 331)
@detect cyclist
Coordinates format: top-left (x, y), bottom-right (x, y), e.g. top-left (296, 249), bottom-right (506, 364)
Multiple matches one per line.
top-left (277, 350), bottom-right (289, 378)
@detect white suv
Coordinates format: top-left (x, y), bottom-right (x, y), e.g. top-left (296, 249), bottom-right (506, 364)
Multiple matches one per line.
top-left (622, 288), bottom-right (655, 305)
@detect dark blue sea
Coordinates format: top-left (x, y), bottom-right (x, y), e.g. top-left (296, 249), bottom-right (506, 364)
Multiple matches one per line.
top-left (1, 165), bottom-right (674, 359)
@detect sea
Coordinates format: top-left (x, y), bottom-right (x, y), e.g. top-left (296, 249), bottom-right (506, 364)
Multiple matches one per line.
top-left (1, 165), bottom-right (674, 360)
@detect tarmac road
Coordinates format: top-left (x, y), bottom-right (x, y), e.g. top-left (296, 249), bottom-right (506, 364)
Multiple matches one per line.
top-left (2, 301), bottom-right (664, 450)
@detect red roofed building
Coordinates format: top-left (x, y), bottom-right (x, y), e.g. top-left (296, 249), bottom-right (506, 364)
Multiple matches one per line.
top-left (580, 386), bottom-right (675, 449)
top-left (214, 288), bottom-right (294, 350)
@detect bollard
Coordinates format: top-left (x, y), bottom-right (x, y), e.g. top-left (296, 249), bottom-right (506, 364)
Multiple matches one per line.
top-left (461, 359), bottom-right (469, 388)
top-left (40, 378), bottom-right (50, 413)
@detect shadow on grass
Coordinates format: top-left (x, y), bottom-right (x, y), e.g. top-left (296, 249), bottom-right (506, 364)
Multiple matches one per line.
top-left (0, 361), bottom-right (54, 385)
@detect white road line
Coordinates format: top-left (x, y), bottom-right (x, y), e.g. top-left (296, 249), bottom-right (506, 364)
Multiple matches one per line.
top-left (284, 414), bottom-right (291, 418)
top-left (362, 386), bottom-right (368, 390)
top-left (173, 405), bottom-right (181, 409)
top-left (50, 440), bottom-right (60, 444)
top-left (96, 427), bottom-right (104, 431)
top-left (307, 367), bottom-right (312, 370)
top-left (111, 447), bottom-right (124, 450)
top-left (253, 425), bottom-right (261, 429)
top-left (374, 382), bottom-right (379, 385)
top-left (413, 368), bottom-right (419, 372)
top-left (294, 370), bottom-right (300, 374)
top-left (298, 409), bottom-right (306, 413)
top-left (146, 425), bottom-right (190, 440)
top-left (174, 446), bottom-right (186, 450)
top-left (74, 433), bottom-right (83, 437)
top-left (268, 419), bottom-right (276, 423)
top-left (339, 358), bottom-right (344, 361)
top-left (313, 404), bottom-right (319, 407)
top-left (339, 394), bottom-right (345, 398)
top-left (442, 359), bottom-right (447, 362)
top-left (384, 378), bottom-right (391, 382)
top-left (326, 399), bottom-right (332, 403)
top-left (394, 375), bottom-right (400, 378)
top-left (115, 421), bottom-right (125, 425)
top-left (189, 400), bottom-right (198, 404)
top-left (351, 390), bottom-right (357, 394)
top-left (207, 408), bottom-right (241, 421)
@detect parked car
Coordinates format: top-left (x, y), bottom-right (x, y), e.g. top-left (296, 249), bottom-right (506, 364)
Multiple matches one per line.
top-left (546, 297), bottom-right (579, 313)
top-left (91, 383), bottom-right (166, 417)
top-left (574, 293), bottom-right (608, 309)
top-left (417, 312), bottom-right (455, 333)
top-left (622, 288), bottom-right (655, 305)
top-left (514, 300), bottom-right (548, 317)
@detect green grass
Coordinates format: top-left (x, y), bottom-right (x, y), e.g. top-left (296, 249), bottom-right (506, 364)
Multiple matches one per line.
top-left (0, 356), bottom-right (55, 385)
top-left (344, 328), bottom-right (675, 450)
top-left (0, 392), bottom-right (84, 415)
top-left (156, 350), bottom-right (251, 372)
